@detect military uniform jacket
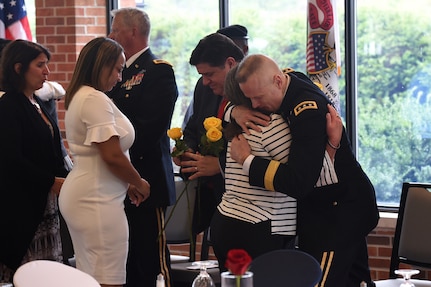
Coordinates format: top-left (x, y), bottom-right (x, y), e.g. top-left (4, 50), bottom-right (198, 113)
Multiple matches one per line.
top-left (248, 71), bottom-right (379, 246)
top-left (107, 48), bottom-right (178, 207)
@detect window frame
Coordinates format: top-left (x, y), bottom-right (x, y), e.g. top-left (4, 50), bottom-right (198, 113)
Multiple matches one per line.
top-left (106, 0), bottom-right (411, 212)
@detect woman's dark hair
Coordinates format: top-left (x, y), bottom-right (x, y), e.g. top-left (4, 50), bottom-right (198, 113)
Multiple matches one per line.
top-left (0, 39), bottom-right (51, 93)
top-left (0, 38), bottom-right (12, 54)
top-left (223, 65), bottom-right (252, 141)
top-left (224, 65), bottom-right (252, 108)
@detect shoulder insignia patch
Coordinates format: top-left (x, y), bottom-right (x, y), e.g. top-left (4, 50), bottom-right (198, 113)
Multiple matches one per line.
top-left (294, 101), bottom-right (318, 116)
top-left (282, 67), bottom-right (295, 74)
top-left (313, 81), bottom-right (323, 91)
top-left (153, 59), bottom-right (173, 66)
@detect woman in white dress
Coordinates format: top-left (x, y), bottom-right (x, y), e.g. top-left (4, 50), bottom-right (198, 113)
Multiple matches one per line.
top-left (59, 37), bottom-right (150, 287)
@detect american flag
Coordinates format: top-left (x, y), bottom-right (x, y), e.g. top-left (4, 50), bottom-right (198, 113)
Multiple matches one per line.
top-left (0, 0), bottom-right (32, 41)
top-left (306, 0), bottom-right (340, 111)
top-left (306, 32), bottom-right (331, 73)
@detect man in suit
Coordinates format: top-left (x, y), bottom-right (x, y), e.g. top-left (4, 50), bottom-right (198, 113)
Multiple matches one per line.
top-left (230, 54), bottom-right (379, 287)
top-left (181, 24), bottom-right (249, 129)
top-left (174, 33), bottom-right (245, 236)
top-left (108, 8), bottom-right (178, 287)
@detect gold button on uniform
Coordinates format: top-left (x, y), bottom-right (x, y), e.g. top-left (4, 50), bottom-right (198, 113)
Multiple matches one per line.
top-left (333, 201), bottom-right (338, 206)
top-left (125, 94), bottom-right (129, 98)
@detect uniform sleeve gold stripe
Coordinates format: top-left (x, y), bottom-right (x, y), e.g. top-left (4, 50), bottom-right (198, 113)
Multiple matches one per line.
top-left (156, 207), bottom-right (172, 287)
top-left (319, 250), bottom-right (334, 287)
top-left (264, 160), bottom-right (280, 191)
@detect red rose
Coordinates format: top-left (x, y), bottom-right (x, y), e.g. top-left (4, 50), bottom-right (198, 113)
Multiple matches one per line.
top-left (225, 249), bottom-right (252, 276)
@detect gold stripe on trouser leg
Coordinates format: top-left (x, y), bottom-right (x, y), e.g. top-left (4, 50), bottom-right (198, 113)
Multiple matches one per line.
top-left (317, 251), bottom-right (334, 287)
top-left (264, 160), bottom-right (280, 191)
top-left (157, 207), bottom-right (171, 287)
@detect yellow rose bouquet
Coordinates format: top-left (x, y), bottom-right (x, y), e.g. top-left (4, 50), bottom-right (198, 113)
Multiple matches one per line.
top-left (199, 116), bottom-right (224, 157)
top-left (167, 127), bottom-right (189, 157)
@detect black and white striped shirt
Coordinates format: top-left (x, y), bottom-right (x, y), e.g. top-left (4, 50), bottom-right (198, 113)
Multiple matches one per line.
top-left (219, 113), bottom-right (337, 235)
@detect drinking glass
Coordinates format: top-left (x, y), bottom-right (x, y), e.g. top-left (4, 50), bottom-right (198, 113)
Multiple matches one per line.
top-left (191, 261), bottom-right (217, 287)
top-left (394, 269), bottom-right (420, 287)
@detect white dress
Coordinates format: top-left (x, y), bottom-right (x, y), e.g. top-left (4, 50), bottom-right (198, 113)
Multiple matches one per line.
top-left (59, 85), bottom-right (134, 285)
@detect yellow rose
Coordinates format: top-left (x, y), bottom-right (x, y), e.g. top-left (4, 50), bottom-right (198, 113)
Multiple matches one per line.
top-left (206, 127), bottom-right (223, 142)
top-left (203, 116), bottom-right (222, 131)
top-left (167, 127), bottom-right (183, 140)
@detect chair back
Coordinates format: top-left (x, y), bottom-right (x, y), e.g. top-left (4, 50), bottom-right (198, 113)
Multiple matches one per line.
top-left (168, 176), bottom-right (221, 286)
top-left (13, 260), bottom-right (100, 287)
top-left (389, 182), bottom-right (431, 277)
top-left (249, 249), bottom-right (322, 287)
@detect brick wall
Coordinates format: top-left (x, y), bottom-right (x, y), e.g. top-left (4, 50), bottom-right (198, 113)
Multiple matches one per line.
top-left (34, 0), bottom-right (134, 137)
top-left (36, 0), bottom-right (107, 85)
top-left (367, 215), bottom-right (431, 281)
top-left (35, 0), bottom-right (107, 139)
top-left (33, 1), bottom-right (430, 282)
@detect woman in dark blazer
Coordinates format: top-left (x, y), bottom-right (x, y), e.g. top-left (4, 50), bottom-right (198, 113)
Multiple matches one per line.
top-left (0, 40), bottom-right (68, 282)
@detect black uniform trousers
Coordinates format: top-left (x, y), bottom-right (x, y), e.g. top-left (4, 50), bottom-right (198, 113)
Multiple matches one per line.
top-left (302, 236), bottom-right (373, 287)
top-left (124, 203), bottom-right (171, 287)
top-left (210, 209), bottom-right (296, 273)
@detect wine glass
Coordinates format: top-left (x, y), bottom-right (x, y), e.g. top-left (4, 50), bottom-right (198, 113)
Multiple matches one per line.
top-left (191, 261), bottom-right (217, 287)
top-left (394, 269), bottom-right (420, 287)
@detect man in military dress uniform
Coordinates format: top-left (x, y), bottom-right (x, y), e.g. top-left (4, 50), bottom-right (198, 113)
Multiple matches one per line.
top-left (230, 54), bottom-right (379, 287)
top-left (108, 8), bottom-right (178, 287)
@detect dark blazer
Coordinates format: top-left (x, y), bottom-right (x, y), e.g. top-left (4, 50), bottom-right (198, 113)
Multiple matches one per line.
top-left (248, 71), bottom-right (379, 245)
top-left (107, 48), bottom-right (178, 208)
top-left (183, 77), bottom-right (225, 233)
top-left (0, 92), bottom-right (67, 269)
top-left (184, 78), bottom-right (224, 151)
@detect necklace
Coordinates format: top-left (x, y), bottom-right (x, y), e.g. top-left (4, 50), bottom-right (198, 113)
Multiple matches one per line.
top-left (28, 96), bottom-right (54, 137)
top-left (29, 97), bottom-right (42, 114)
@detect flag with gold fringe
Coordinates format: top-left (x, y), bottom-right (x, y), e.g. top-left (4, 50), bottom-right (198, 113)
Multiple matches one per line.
top-left (306, 0), bottom-right (340, 111)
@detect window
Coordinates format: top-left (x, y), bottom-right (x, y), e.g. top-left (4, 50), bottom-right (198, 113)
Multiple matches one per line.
top-left (113, 0), bottom-right (431, 208)
top-left (356, 0), bottom-right (431, 207)
top-left (117, 0), bottom-right (219, 129)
